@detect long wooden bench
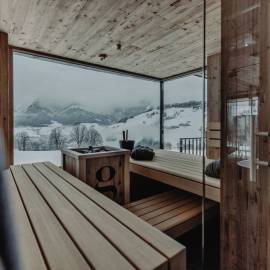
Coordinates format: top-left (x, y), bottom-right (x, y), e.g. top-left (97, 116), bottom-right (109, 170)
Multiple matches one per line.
top-left (125, 190), bottom-right (218, 238)
top-left (130, 150), bottom-right (220, 202)
top-left (1, 162), bottom-right (186, 270)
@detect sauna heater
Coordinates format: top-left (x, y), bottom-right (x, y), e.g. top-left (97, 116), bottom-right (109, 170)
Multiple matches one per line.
top-left (62, 146), bottom-right (130, 204)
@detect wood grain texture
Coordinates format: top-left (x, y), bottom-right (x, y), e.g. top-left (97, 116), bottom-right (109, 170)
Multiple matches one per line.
top-left (62, 149), bottom-right (130, 204)
top-left (123, 152), bottom-right (131, 203)
top-left (7, 46), bottom-right (13, 165)
top-left (1, 170), bottom-right (47, 270)
top-left (207, 53), bottom-right (221, 160)
top-left (10, 165), bottom-right (92, 270)
top-left (3, 163), bottom-right (187, 270)
top-left (221, 0), bottom-right (270, 269)
top-left (22, 164), bottom-right (138, 270)
top-left (0, 0), bottom-right (220, 78)
top-left (32, 162), bottom-right (167, 270)
top-left (259, 0), bottom-right (270, 268)
top-left (125, 191), bottom-right (218, 238)
top-left (130, 150), bottom-right (220, 202)
top-left (0, 32), bottom-right (12, 168)
top-left (44, 161), bottom-right (186, 270)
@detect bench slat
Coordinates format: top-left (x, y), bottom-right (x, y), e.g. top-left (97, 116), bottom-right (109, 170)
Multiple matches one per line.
top-left (150, 200), bottom-right (202, 227)
top-left (140, 196), bottom-right (200, 221)
top-left (127, 193), bottom-right (179, 212)
top-left (156, 201), bottom-right (216, 232)
top-left (32, 162), bottom-right (167, 270)
top-left (22, 164), bottom-right (136, 270)
top-left (132, 196), bottom-right (188, 217)
top-left (156, 205), bottom-right (203, 232)
top-left (10, 165), bottom-right (92, 270)
top-left (125, 191), bottom-right (175, 209)
top-left (125, 191), bottom-right (218, 239)
top-left (1, 170), bottom-right (47, 270)
top-left (44, 162), bottom-right (186, 270)
top-left (130, 150), bottom-right (221, 202)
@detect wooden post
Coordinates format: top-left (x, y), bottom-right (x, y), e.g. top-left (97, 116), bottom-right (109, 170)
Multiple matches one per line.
top-left (0, 32), bottom-right (13, 168)
top-left (123, 152), bottom-right (130, 204)
top-left (259, 0), bottom-right (270, 268)
top-left (221, 0), bottom-right (270, 269)
top-left (207, 53), bottom-right (221, 160)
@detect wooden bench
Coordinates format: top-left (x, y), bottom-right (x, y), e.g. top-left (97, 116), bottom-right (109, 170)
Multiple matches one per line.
top-left (1, 162), bottom-right (186, 270)
top-left (130, 150), bottom-right (220, 202)
top-left (125, 190), bottom-right (218, 238)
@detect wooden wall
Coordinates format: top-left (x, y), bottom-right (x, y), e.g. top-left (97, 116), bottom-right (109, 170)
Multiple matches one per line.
top-left (0, 32), bottom-right (13, 168)
top-left (221, 0), bottom-right (270, 269)
top-left (207, 53), bottom-right (221, 160)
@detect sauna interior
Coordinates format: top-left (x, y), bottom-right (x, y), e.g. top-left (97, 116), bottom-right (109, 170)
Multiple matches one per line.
top-left (0, 1), bottom-right (269, 270)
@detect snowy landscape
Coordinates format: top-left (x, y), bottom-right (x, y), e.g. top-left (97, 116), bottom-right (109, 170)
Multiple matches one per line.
top-left (13, 53), bottom-right (204, 165)
top-left (14, 100), bottom-right (203, 165)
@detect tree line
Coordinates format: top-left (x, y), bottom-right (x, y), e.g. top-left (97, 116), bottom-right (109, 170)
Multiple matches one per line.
top-left (15, 125), bottom-right (103, 151)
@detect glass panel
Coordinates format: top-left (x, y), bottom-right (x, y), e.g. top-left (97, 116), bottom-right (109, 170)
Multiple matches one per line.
top-left (164, 75), bottom-right (204, 154)
top-left (13, 53), bottom-right (159, 165)
top-left (204, 0), bottom-right (221, 268)
top-left (162, 9), bottom-right (205, 270)
top-left (227, 97), bottom-right (258, 160)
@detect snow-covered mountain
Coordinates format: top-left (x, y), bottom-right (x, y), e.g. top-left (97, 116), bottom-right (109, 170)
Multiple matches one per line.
top-left (25, 100), bottom-right (52, 114)
top-left (15, 100), bottom-right (53, 126)
top-left (14, 100), bottom-right (153, 127)
top-left (14, 100), bottom-right (203, 152)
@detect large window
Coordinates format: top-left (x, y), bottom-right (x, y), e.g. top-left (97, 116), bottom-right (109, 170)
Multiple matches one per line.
top-left (14, 53), bottom-right (159, 165)
top-left (164, 75), bottom-right (204, 152)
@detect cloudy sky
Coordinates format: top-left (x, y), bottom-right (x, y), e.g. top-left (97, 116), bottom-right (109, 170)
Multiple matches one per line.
top-left (14, 53), bottom-right (203, 113)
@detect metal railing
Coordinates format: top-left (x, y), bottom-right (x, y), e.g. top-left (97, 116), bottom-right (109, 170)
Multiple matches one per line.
top-left (179, 137), bottom-right (203, 156)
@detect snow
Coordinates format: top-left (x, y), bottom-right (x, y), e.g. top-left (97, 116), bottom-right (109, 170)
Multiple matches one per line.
top-left (164, 107), bottom-right (203, 150)
top-left (14, 150), bottom-right (62, 166)
top-left (14, 106), bottom-right (203, 164)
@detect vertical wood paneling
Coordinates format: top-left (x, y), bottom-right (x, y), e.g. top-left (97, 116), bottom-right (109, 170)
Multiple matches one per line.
top-left (8, 46), bottom-right (13, 165)
top-left (221, 0), bottom-right (270, 269)
top-left (258, 0), bottom-right (270, 269)
top-left (0, 31), bottom-right (12, 168)
top-left (207, 53), bottom-right (221, 160)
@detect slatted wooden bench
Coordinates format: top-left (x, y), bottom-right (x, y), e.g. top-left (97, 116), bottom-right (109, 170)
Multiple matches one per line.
top-left (1, 162), bottom-right (186, 270)
top-left (125, 190), bottom-right (218, 238)
top-left (130, 150), bottom-right (220, 202)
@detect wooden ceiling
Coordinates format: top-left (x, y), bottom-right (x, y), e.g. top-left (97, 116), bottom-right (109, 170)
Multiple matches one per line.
top-left (0, 0), bottom-right (220, 79)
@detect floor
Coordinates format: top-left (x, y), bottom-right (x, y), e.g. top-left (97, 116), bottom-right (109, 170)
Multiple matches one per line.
top-left (178, 216), bottom-right (220, 270)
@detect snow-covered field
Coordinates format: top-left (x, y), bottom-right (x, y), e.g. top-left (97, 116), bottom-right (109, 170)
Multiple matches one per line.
top-left (14, 150), bottom-right (61, 166)
top-left (164, 107), bottom-right (202, 149)
top-left (14, 106), bottom-right (203, 165)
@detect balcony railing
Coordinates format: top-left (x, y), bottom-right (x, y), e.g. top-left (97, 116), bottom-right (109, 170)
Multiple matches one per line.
top-left (179, 137), bottom-right (203, 156)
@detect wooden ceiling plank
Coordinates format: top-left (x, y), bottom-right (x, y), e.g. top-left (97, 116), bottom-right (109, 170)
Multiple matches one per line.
top-left (39, 0), bottom-right (90, 52)
top-left (1, 0), bottom-right (221, 78)
top-left (58, 0), bottom-right (133, 58)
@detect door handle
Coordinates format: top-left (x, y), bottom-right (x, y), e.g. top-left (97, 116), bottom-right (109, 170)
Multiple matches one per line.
top-left (249, 115), bottom-right (257, 182)
top-left (249, 115), bottom-right (270, 182)
top-left (255, 131), bottom-right (270, 137)
top-left (255, 160), bottom-right (270, 167)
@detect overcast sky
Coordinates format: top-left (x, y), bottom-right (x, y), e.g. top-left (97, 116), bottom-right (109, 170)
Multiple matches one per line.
top-left (14, 53), bottom-right (203, 113)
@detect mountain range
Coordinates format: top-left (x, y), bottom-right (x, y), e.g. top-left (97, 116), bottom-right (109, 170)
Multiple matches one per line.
top-left (14, 100), bottom-right (153, 127)
top-left (15, 100), bottom-right (201, 127)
